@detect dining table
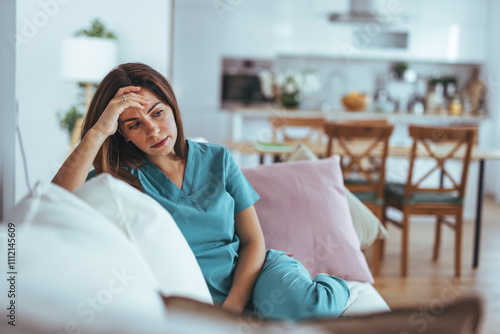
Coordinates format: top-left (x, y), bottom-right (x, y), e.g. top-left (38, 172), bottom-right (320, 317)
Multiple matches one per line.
top-left (226, 139), bottom-right (500, 269)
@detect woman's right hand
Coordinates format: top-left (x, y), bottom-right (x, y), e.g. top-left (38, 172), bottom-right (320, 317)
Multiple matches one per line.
top-left (92, 86), bottom-right (151, 138)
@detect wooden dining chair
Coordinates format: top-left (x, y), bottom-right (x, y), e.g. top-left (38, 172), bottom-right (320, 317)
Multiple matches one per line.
top-left (324, 120), bottom-right (394, 275)
top-left (383, 125), bottom-right (476, 277)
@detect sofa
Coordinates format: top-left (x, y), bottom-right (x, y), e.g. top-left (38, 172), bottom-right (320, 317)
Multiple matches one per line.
top-left (0, 155), bottom-right (482, 334)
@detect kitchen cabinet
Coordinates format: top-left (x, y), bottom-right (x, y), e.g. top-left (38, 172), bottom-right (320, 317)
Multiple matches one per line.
top-left (412, 0), bottom-right (488, 63)
top-left (356, 0), bottom-right (488, 63)
top-left (417, 0), bottom-right (454, 24)
top-left (412, 24), bottom-right (486, 63)
top-left (455, 26), bottom-right (487, 63)
top-left (412, 22), bottom-right (453, 61)
top-left (373, 0), bottom-right (417, 21)
top-left (274, 19), bottom-right (353, 57)
top-left (453, 0), bottom-right (488, 26)
top-left (311, 0), bottom-right (349, 14)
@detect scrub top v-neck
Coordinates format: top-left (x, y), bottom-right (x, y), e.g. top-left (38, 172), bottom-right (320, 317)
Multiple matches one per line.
top-left (127, 140), bottom-right (260, 303)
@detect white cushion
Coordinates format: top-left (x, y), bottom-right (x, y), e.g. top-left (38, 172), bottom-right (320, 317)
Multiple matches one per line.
top-left (2, 182), bottom-right (170, 333)
top-left (288, 143), bottom-right (388, 249)
top-left (343, 187), bottom-right (388, 249)
top-left (342, 281), bottom-right (391, 316)
top-left (74, 174), bottom-right (212, 304)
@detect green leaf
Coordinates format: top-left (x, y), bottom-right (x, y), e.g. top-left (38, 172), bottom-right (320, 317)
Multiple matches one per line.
top-left (57, 105), bottom-right (84, 138)
top-left (74, 18), bottom-right (117, 40)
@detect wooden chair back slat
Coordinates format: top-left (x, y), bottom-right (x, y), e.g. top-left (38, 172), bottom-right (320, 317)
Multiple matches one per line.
top-left (409, 126), bottom-right (475, 142)
top-left (324, 121), bottom-right (394, 199)
top-left (405, 125), bottom-right (476, 199)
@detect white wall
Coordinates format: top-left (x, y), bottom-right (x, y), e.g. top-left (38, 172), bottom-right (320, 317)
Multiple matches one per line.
top-left (14, 0), bottom-right (171, 202)
top-left (484, 0), bottom-right (500, 201)
top-left (172, 0), bottom-right (232, 145)
top-left (1, 0), bottom-right (17, 220)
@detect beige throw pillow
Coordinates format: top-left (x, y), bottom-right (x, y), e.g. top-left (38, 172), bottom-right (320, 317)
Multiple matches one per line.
top-left (287, 144), bottom-right (388, 250)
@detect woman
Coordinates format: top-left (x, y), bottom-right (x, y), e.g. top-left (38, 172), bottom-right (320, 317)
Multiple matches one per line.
top-left (52, 62), bottom-right (349, 320)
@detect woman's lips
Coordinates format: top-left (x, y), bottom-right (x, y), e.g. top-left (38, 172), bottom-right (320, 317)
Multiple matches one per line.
top-left (151, 138), bottom-right (168, 148)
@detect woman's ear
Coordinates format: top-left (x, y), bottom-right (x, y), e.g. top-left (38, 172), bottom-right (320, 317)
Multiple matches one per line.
top-left (117, 128), bottom-right (130, 143)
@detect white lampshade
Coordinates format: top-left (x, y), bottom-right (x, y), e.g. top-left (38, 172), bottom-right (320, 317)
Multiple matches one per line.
top-left (61, 37), bottom-right (118, 83)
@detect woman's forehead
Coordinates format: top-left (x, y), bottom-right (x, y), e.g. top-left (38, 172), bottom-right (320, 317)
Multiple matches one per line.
top-left (118, 89), bottom-right (163, 119)
top-left (135, 88), bottom-right (160, 101)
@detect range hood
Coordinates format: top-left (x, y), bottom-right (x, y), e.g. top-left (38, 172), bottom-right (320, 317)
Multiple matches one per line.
top-left (328, 0), bottom-right (379, 23)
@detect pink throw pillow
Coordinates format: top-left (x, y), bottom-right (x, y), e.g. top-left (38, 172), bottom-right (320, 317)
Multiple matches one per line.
top-left (242, 156), bottom-right (374, 283)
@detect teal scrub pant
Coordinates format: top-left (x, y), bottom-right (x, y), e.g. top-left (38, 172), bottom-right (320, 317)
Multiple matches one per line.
top-left (249, 249), bottom-right (350, 320)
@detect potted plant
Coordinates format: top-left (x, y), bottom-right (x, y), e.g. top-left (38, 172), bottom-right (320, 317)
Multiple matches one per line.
top-left (392, 62), bottom-right (408, 80)
top-left (57, 105), bottom-right (84, 139)
top-left (278, 76), bottom-right (301, 109)
top-left (273, 75), bottom-right (302, 109)
top-left (75, 18), bottom-right (118, 39)
top-left (60, 18), bottom-right (118, 151)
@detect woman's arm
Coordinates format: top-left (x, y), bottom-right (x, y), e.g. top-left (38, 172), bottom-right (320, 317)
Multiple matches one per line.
top-left (222, 205), bottom-right (266, 314)
top-left (51, 86), bottom-right (149, 192)
top-left (51, 128), bottom-right (107, 192)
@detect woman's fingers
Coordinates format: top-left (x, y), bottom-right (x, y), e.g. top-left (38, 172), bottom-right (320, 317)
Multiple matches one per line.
top-left (123, 100), bottom-right (147, 111)
top-left (92, 87), bottom-right (152, 138)
top-left (114, 86), bottom-right (141, 98)
top-left (116, 93), bottom-right (150, 109)
top-left (114, 86), bottom-right (152, 109)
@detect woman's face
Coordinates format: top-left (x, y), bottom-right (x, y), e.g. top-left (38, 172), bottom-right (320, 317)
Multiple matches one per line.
top-left (118, 88), bottom-right (178, 160)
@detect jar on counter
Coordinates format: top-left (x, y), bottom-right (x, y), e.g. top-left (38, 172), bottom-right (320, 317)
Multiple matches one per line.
top-left (449, 94), bottom-right (463, 116)
top-left (425, 83), bottom-right (445, 114)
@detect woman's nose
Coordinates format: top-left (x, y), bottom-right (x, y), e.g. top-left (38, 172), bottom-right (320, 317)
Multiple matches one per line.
top-left (145, 120), bottom-right (159, 136)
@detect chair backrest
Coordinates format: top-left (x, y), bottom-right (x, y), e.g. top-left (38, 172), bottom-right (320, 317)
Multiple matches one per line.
top-left (324, 121), bottom-right (394, 199)
top-left (405, 125), bottom-right (476, 200)
top-left (270, 116), bottom-right (326, 145)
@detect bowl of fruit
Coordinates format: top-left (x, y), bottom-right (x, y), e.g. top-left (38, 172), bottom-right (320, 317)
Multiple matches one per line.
top-left (342, 92), bottom-right (370, 112)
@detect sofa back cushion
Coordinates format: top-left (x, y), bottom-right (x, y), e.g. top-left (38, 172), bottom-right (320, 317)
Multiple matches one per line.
top-left (4, 182), bottom-right (170, 333)
top-left (74, 174), bottom-right (212, 304)
top-left (242, 156), bottom-right (374, 283)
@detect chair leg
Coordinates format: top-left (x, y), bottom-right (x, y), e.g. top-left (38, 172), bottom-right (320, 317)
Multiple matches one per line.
top-left (455, 211), bottom-right (463, 277)
top-left (380, 203), bottom-right (388, 261)
top-left (401, 210), bottom-right (410, 277)
top-left (433, 215), bottom-right (443, 262)
top-left (372, 239), bottom-right (382, 276)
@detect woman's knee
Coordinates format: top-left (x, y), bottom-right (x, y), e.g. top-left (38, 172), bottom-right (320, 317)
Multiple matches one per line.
top-left (251, 252), bottom-right (350, 319)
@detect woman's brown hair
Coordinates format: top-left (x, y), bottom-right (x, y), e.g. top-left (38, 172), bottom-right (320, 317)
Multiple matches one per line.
top-left (81, 62), bottom-right (186, 191)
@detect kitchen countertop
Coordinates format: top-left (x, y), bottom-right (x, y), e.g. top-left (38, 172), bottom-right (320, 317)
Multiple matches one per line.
top-left (224, 106), bottom-right (487, 123)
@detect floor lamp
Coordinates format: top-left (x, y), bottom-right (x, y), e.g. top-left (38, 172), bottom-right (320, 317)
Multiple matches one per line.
top-left (60, 37), bottom-right (117, 152)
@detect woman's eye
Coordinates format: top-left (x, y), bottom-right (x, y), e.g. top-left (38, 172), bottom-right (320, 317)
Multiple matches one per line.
top-left (153, 110), bottom-right (163, 117)
top-left (129, 122), bottom-right (140, 130)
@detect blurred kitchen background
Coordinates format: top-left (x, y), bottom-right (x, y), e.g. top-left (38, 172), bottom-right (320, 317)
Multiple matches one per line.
top-left (3, 0), bottom-right (500, 218)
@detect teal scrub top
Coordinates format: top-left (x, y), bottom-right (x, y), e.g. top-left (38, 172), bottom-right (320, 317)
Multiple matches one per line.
top-left (126, 140), bottom-right (260, 304)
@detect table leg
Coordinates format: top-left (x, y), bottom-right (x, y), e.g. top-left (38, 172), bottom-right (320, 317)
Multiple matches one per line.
top-left (473, 159), bottom-right (485, 268)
